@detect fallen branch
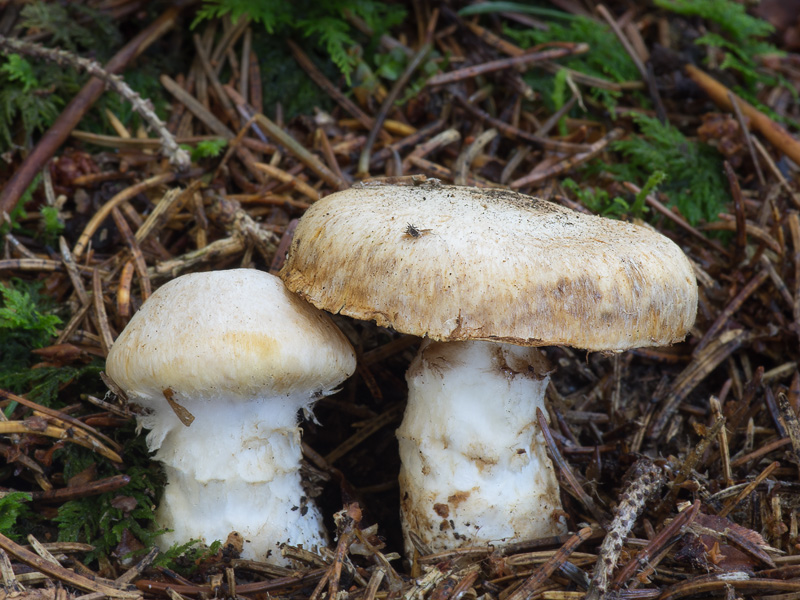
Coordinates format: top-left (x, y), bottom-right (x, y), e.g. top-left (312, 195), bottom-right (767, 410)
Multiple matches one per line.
top-left (685, 64), bottom-right (800, 166)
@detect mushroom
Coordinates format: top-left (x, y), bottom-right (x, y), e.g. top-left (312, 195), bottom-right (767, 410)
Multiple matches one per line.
top-left (105, 269), bottom-right (356, 563)
top-left (279, 181), bottom-right (698, 553)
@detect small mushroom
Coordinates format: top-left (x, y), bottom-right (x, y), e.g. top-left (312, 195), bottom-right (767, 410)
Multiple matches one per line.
top-left (105, 269), bottom-right (356, 563)
top-left (280, 182), bottom-right (698, 553)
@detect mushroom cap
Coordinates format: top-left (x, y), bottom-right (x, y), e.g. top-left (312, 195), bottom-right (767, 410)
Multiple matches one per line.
top-left (106, 269), bottom-right (356, 403)
top-left (279, 182), bottom-right (698, 352)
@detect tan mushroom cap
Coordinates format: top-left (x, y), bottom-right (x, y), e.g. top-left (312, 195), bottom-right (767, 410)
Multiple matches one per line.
top-left (279, 182), bottom-right (698, 352)
top-left (107, 269), bottom-right (356, 402)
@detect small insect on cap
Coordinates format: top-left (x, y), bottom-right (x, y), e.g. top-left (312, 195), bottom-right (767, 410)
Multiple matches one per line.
top-left (280, 182), bottom-right (698, 352)
top-left (106, 269), bottom-right (357, 404)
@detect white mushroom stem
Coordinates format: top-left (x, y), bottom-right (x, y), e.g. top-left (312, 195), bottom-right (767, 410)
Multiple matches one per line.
top-left (138, 392), bottom-right (327, 563)
top-left (397, 340), bottom-right (567, 554)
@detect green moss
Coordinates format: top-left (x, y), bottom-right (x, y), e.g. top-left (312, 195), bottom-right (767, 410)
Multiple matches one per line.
top-left (195, 0), bottom-right (406, 84)
top-left (0, 1), bottom-right (123, 148)
top-left (0, 56), bottom-right (68, 149)
top-left (608, 113), bottom-right (728, 225)
top-left (0, 279), bottom-right (104, 407)
top-left (504, 15), bottom-right (642, 113)
top-left (253, 36), bottom-right (337, 118)
top-left (654, 0), bottom-right (792, 113)
top-left (184, 138), bottom-right (228, 161)
top-left (54, 430), bottom-right (166, 565)
top-left (0, 279), bottom-right (61, 355)
top-left (154, 539), bottom-right (223, 575)
top-left (38, 205), bottom-right (65, 246)
top-left (0, 277), bottom-right (61, 406)
top-left (19, 2), bottom-right (120, 56)
top-left (0, 492), bottom-right (34, 541)
top-left (1, 1), bottom-right (184, 150)
top-left (654, 0), bottom-right (774, 46)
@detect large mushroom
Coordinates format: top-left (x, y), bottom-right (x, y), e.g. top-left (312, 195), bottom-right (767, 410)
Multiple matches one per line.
top-left (105, 269), bottom-right (356, 563)
top-left (279, 181), bottom-right (698, 553)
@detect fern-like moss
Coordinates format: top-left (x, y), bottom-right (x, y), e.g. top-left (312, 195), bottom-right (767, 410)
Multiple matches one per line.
top-left (255, 37), bottom-right (339, 118)
top-left (39, 205), bottom-right (65, 246)
top-left (654, 0), bottom-right (774, 45)
top-left (0, 279), bottom-right (61, 351)
top-left (0, 1), bottom-right (180, 149)
top-left (0, 492), bottom-right (33, 541)
top-left (183, 138), bottom-right (228, 161)
top-left (153, 539), bottom-right (223, 575)
top-left (654, 0), bottom-right (782, 101)
top-left (54, 432), bottom-right (166, 565)
top-left (609, 113), bottom-right (728, 225)
top-left (0, 1), bottom-right (119, 148)
top-left (562, 179), bottom-right (629, 218)
top-left (0, 54), bottom-right (39, 92)
top-left (19, 2), bottom-right (120, 56)
top-left (195, 0), bottom-right (406, 84)
top-left (504, 15), bottom-right (642, 113)
top-left (0, 279), bottom-right (100, 407)
top-left (55, 466), bottom-right (165, 564)
top-left (0, 59), bottom-right (65, 149)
